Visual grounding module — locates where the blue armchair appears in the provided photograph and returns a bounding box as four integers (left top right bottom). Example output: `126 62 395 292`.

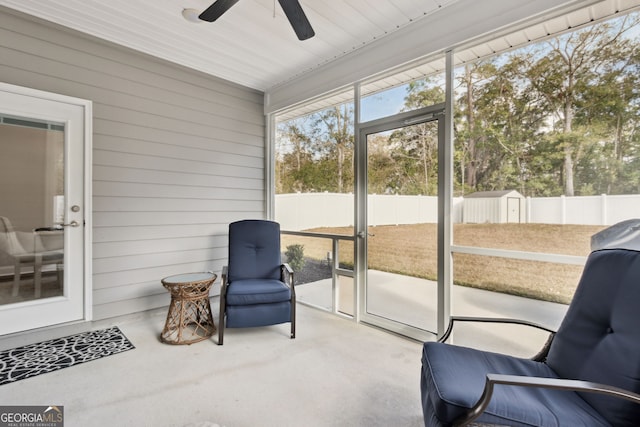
218 220 296 345
421 219 640 426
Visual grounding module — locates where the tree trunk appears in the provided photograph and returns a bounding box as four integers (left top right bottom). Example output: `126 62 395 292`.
563 147 574 197
420 124 430 193
562 86 575 196
464 65 478 189
335 106 345 193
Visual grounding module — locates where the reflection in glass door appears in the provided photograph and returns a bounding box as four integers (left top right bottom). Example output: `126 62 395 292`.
0 117 65 304
0 83 89 335
357 105 444 340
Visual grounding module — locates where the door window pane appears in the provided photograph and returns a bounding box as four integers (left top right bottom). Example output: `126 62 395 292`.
365 120 440 333
0 115 65 304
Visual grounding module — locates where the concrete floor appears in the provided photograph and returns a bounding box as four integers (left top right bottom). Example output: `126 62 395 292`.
0 303 425 427
0 274 569 427
297 271 568 357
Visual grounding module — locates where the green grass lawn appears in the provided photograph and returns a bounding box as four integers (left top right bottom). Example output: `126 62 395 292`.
282 223 605 304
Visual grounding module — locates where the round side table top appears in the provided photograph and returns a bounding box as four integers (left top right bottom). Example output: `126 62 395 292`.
162 272 216 285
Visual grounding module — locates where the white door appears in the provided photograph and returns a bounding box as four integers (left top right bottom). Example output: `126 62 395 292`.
507 197 521 223
0 83 91 335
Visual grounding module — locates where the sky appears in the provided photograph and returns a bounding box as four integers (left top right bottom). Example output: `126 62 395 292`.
360 85 409 122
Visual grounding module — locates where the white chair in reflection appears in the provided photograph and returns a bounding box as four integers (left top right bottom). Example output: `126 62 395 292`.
0 216 64 298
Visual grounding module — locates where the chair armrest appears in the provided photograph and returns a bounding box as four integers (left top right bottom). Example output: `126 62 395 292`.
439 316 555 343
34 229 63 251
281 263 294 289
221 266 228 288
454 373 640 427
439 316 556 361
13 231 34 254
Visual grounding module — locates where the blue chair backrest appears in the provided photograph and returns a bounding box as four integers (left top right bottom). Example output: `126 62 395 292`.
227 220 282 282
546 247 640 426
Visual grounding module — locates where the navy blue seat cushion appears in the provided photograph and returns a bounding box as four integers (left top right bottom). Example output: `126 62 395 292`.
228 220 282 282
546 248 640 427
226 279 291 306
226 301 291 328
421 342 610 426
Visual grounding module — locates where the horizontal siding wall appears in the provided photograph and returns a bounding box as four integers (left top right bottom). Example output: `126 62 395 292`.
0 7 266 319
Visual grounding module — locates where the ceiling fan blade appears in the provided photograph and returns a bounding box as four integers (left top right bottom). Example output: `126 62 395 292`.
277 0 315 40
199 0 241 22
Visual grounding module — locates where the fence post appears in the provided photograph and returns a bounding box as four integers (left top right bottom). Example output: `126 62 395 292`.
601 194 607 226
296 192 302 230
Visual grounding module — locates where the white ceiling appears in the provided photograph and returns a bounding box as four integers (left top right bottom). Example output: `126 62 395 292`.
0 0 458 92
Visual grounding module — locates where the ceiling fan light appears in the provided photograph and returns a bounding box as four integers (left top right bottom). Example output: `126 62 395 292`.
182 8 202 23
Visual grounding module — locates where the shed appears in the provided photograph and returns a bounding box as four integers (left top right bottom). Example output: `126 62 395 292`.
463 190 526 224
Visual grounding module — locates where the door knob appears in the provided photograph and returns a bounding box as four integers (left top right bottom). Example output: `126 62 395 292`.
61 220 80 227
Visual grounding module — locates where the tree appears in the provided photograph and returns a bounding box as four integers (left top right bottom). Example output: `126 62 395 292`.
471 52 549 195
367 133 398 194
387 79 444 195
454 62 502 192
313 104 354 193
276 118 316 193
526 15 640 195
275 12 640 199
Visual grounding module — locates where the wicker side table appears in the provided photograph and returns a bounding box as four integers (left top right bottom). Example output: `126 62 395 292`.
160 272 217 345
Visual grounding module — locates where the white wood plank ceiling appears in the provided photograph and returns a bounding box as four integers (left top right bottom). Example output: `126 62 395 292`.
0 0 457 91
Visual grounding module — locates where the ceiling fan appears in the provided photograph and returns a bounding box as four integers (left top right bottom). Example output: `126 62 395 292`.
198 0 315 41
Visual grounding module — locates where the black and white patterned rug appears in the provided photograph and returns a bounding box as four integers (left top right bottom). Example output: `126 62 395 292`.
0 326 135 386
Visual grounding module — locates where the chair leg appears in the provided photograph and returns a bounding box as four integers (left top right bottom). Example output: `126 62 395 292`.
291 299 296 339
56 264 64 289
34 254 42 299
11 261 21 297
218 294 225 345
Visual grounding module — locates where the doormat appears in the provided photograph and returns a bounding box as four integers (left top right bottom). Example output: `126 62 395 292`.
0 326 135 386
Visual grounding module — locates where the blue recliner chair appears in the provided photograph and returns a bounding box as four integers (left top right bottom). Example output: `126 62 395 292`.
218 220 296 345
421 219 640 426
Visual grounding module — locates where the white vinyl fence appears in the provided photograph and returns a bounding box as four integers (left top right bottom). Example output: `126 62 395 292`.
276 193 640 231
527 194 640 226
